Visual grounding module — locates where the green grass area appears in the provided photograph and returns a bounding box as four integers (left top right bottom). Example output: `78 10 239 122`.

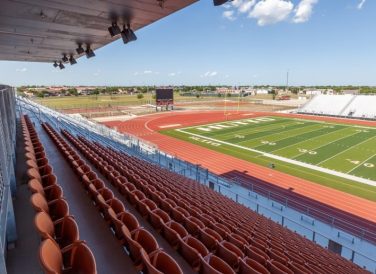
33 94 224 110
162 116 376 201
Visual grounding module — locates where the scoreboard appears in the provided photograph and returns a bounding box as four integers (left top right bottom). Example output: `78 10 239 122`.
156 89 174 106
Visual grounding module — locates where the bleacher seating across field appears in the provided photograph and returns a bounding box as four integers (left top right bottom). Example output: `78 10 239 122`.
299 94 376 119
54 123 367 274
21 115 97 274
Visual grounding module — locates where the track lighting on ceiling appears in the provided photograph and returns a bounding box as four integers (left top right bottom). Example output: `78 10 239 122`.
62 54 68 63
76 43 85 55
69 55 77 65
121 24 137 44
108 21 121 37
213 0 232 6
157 0 166 8
85 44 95 58
58 61 65 70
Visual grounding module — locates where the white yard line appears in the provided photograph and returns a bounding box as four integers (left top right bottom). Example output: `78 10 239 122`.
248 124 335 149
269 126 349 154
290 129 359 159
317 136 376 166
176 129 376 187
347 153 376 174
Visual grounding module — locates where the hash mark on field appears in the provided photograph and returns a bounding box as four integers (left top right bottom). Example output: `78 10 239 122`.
317 136 376 166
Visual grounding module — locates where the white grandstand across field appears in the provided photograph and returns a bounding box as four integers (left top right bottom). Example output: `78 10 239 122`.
299 94 376 119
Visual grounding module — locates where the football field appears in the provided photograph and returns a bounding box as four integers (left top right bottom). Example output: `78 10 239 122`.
162 116 376 200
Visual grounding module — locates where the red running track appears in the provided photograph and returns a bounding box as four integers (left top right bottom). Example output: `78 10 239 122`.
104 111 376 242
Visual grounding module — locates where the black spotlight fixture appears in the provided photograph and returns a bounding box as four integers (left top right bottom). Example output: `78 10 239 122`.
121 24 137 44
62 53 69 63
108 21 121 37
213 0 232 6
76 43 85 55
58 62 65 70
85 44 95 58
69 55 77 65
53 61 58 68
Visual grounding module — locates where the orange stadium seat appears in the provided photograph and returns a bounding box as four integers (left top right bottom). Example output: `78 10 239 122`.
34 212 79 249
39 238 96 274
140 249 183 274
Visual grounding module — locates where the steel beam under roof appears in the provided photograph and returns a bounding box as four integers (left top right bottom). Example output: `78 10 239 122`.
0 0 198 63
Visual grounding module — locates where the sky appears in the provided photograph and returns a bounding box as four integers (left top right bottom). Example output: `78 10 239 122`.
0 0 375 86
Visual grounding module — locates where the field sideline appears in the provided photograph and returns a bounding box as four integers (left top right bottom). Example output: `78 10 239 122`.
162 115 376 201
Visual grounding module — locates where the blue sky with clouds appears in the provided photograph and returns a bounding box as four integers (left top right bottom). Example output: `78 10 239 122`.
0 0 375 86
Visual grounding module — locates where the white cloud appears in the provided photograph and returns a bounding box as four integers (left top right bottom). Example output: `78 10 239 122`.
223 10 236 21
357 0 366 9
249 0 294 26
16 68 27 72
239 0 257 13
143 70 153 74
293 0 318 23
201 71 218 78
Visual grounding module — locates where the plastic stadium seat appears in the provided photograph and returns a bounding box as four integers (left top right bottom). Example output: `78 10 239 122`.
34 212 79 249
183 216 205 237
239 257 270 274
128 189 146 205
121 226 160 268
244 245 270 266
287 261 312 274
162 220 189 249
140 249 183 274
160 198 177 214
137 198 158 218
216 240 244 270
267 248 289 265
149 208 171 232
228 233 248 250
103 198 125 221
171 207 190 223
178 235 209 271
210 222 231 239
39 238 97 274
27 168 55 185
200 254 235 274
198 227 223 252
267 260 294 274
97 188 114 202
109 210 140 241
28 180 63 201
30 194 69 221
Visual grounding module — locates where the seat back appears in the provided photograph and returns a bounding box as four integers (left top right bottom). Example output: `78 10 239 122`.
39 238 63 274
27 168 42 181
239 257 269 274
119 211 140 232
201 254 235 274
132 228 159 254
70 242 97 274
30 193 49 213
34 212 55 240
153 250 183 274
28 179 46 195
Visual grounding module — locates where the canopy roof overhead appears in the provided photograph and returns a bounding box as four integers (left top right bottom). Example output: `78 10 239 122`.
0 0 198 63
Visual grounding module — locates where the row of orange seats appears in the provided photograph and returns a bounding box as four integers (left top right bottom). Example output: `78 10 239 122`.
21 115 97 274
104 145 366 274
43 122 183 274
63 130 290 274
92 136 366 274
